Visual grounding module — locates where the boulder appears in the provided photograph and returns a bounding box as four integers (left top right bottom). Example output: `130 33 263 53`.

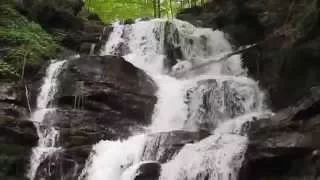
55 55 157 146
134 162 161 180
34 55 157 179
240 87 320 180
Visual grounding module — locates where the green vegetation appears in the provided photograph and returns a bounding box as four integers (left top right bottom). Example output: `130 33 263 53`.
0 1 59 81
85 0 154 22
0 0 209 81
85 0 208 23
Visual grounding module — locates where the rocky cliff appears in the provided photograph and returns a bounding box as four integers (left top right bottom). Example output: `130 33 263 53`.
0 0 112 177
177 0 320 110
0 83 37 180
1 0 320 179
177 0 320 179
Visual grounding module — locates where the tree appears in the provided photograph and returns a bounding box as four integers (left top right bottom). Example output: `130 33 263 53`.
84 0 208 22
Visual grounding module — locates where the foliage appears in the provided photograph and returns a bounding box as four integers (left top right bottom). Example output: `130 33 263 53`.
0 1 59 81
85 0 154 22
84 0 208 23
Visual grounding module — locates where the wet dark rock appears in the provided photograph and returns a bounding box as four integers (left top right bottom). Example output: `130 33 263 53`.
35 55 157 179
178 1 320 179
243 37 320 110
142 130 210 163
178 0 320 111
54 108 146 147
14 0 110 55
94 26 114 54
177 1 264 46
163 21 183 71
184 79 259 131
55 19 109 54
124 19 135 25
59 55 155 94
0 83 38 180
240 87 320 180
35 147 89 180
34 145 92 180
0 83 26 106
177 3 320 179
134 162 161 180
79 43 94 55
0 117 37 147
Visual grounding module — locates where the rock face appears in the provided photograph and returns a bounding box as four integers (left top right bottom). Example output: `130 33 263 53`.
142 130 210 163
177 0 320 111
178 1 320 179
184 79 259 131
244 37 320 111
34 55 157 179
1 1 318 179
56 55 157 143
15 0 111 55
240 87 320 180
0 83 38 180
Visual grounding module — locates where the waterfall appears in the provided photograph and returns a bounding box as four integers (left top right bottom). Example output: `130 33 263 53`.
80 19 269 180
27 60 67 180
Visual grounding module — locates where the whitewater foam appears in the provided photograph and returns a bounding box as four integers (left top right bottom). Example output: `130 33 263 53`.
28 60 66 180
81 19 269 180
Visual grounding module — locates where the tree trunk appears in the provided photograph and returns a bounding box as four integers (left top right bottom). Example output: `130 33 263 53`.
153 0 157 17
157 0 161 17
169 0 173 18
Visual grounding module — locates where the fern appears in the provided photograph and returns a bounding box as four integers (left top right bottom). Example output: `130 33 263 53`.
0 1 59 81
0 60 19 80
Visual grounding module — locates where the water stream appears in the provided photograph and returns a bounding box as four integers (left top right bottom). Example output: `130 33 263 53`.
27 60 67 180
80 19 269 180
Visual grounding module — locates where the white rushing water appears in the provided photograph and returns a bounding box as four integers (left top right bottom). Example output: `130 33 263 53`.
28 60 66 180
81 19 269 180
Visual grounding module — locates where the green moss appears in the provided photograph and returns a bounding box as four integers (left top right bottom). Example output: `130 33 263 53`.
0 1 59 81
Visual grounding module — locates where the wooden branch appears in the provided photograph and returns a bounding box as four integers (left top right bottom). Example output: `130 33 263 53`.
174 44 257 78
25 84 32 113
20 50 29 82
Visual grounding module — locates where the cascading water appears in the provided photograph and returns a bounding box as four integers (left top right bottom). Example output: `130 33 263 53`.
27 60 67 180
80 19 269 180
